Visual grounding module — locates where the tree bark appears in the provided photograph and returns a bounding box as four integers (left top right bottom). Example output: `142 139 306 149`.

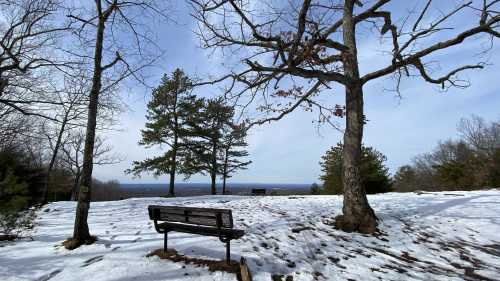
222 147 229 195
334 0 377 234
210 139 217 195
222 171 227 195
168 135 177 197
70 171 81 201
70 7 107 246
168 92 179 197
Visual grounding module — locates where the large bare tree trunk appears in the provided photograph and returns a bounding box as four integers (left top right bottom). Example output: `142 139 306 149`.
68 12 106 248
334 0 377 234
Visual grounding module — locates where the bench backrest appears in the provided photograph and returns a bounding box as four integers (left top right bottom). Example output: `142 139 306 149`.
148 205 234 228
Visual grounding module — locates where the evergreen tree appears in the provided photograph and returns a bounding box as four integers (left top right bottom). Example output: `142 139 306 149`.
0 146 45 213
310 183 321 195
320 143 343 194
187 97 234 195
0 169 30 214
220 124 251 194
320 143 391 194
392 165 418 192
126 69 202 196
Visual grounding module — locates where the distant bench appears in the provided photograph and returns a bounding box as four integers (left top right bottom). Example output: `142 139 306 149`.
148 205 245 263
251 188 266 195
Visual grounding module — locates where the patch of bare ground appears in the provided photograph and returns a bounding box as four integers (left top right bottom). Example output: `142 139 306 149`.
62 235 97 250
0 234 18 241
147 249 247 280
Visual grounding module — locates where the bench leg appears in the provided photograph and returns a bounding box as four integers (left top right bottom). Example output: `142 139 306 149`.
164 232 168 253
226 241 230 264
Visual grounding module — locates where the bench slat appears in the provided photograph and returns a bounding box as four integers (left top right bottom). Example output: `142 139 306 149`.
148 205 234 228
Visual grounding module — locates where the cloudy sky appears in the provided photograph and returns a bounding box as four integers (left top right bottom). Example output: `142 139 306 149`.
91 0 500 185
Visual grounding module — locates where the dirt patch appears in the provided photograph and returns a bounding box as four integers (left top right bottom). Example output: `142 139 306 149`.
0 234 18 241
147 249 241 275
63 235 97 250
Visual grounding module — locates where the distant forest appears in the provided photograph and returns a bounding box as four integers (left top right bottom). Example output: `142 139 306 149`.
318 116 499 194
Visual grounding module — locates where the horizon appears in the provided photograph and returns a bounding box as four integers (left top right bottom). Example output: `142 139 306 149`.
119 181 316 185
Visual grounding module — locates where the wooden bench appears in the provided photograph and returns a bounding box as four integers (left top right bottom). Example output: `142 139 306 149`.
148 205 245 263
251 188 266 195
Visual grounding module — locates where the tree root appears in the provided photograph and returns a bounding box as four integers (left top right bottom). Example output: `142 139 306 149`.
334 214 378 234
63 235 97 250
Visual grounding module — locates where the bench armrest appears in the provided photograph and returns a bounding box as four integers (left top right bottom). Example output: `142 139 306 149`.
153 219 164 233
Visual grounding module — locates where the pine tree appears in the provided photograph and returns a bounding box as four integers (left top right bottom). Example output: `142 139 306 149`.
319 143 343 194
320 143 391 195
220 124 251 194
126 69 202 196
186 97 234 195
392 165 418 192
0 169 30 213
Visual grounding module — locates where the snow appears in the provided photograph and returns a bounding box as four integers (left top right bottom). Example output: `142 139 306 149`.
1 190 500 281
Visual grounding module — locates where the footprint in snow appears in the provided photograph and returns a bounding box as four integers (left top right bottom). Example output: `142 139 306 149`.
111 246 121 252
135 231 141 235
110 235 117 240
36 269 62 281
81 255 104 267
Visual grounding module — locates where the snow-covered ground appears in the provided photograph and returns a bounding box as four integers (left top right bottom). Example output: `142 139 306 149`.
1 190 500 281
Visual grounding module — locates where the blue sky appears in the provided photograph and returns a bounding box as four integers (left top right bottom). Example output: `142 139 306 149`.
92 0 500 184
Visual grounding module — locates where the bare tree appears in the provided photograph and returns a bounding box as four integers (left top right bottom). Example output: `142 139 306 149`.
458 115 500 158
63 0 168 249
0 106 34 149
190 0 500 233
59 131 122 201
40 74 92 204
220 124 251 195
0 0 72 120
